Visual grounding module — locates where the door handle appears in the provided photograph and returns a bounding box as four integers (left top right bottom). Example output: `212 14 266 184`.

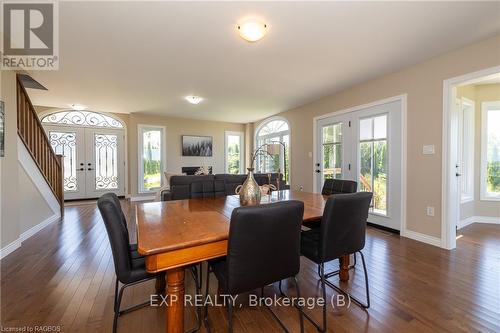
456 173 461 177
88 168 94 171
78 168 84 171
315 170 320 173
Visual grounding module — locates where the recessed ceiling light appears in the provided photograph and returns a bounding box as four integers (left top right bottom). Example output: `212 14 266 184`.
71 104 87 111
185 96 203 105
237 20 267 42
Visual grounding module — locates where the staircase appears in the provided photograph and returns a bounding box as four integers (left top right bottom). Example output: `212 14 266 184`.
16 74 64 216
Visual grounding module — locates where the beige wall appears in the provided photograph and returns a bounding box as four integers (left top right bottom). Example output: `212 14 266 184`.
0 70 20 248
126 113 246 197
254 34 500 238
458 83 500 219
18 166 54 234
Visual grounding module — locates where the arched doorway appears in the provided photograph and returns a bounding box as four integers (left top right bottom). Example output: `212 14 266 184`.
40 110 125 200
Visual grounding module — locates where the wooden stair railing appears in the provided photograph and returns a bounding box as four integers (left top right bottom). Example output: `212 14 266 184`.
16 74 64 216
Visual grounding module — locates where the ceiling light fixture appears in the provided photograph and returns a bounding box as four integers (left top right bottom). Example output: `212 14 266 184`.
185 96 203 105
71 104 87 111
237 20 267 42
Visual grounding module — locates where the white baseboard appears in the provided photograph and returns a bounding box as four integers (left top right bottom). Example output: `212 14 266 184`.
401 229 443 248
458 215 500 230
129 195 156 202
1 213 60 260
20 213 60 242
0 239 22 260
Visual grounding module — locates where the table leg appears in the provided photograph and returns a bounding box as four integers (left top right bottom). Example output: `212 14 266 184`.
339 254 350 282
166 267 185 333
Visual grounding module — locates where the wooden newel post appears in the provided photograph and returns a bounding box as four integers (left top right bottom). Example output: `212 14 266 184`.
56 154 64 217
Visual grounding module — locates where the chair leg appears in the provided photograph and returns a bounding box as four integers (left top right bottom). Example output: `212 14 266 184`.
113 282 126 333
114 278 119 312
293 277 305 333
320 263 327 332
227 301 234 333
278 273 326 332
359 251 370 308
204 264 211 327
323 252 370 309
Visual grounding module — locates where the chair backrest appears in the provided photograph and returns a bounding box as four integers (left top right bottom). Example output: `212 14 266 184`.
319 192 373 262
100 193 130 240
226 201 304 295
97 194 132 283
321 179 357 196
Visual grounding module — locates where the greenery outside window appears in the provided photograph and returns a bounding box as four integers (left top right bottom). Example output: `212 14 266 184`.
138 125 166 192
225 131 244 174
481 102 500 200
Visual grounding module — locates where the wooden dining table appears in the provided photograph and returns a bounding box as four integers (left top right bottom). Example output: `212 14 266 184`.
136 190 351 333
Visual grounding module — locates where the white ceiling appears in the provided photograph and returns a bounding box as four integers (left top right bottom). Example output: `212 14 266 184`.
28 1 500 123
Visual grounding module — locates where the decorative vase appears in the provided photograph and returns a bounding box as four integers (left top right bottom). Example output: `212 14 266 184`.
235 168 261 206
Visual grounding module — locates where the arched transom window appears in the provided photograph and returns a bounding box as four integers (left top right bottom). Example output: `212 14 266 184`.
41 110 123 128
255 118 290 184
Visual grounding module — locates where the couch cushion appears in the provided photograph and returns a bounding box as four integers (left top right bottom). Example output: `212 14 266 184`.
216 174 247 195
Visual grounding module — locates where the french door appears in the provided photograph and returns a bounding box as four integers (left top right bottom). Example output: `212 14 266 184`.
43 125 125 200
315 100 403 230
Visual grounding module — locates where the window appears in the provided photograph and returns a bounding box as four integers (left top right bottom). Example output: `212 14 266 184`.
481 102 500 200
225 131 244 174
138 125 165 192
322 123 342 180
255 118 290 184
359 114 388 215
41 110 123 128
458 98 475 202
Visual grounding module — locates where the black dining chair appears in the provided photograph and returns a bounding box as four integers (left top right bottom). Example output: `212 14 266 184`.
299 192 373 332
321 178 358 196
204 201 305 333
98 194 202 333
303 179 358 231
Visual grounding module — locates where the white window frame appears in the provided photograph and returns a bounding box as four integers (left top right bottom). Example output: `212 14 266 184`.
138 124 166 193
357 112 390 217
458 97 475 203
480 101 500 201
224 131 245 174
254 116 291 183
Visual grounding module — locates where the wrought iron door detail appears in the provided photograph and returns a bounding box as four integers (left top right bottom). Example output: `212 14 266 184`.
94 134 118 190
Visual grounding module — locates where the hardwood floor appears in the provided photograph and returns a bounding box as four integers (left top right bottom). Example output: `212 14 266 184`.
1 201 499 333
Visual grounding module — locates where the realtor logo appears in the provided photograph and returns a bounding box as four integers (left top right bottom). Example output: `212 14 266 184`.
1 1 59 70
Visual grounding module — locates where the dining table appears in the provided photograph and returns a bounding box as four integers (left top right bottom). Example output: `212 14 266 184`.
136 190 352 333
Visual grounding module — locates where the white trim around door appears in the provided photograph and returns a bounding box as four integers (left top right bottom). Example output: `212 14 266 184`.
442 65 500 250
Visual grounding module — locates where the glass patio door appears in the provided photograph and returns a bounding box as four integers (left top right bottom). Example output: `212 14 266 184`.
44 125 125 200
315 115 352 190
315 100 403 230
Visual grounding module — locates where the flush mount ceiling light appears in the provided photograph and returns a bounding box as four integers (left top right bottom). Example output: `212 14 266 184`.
185 96 203 105
237 20 267 42
70 104 87 111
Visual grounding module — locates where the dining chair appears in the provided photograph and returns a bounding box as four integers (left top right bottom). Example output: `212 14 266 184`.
298 192 373 332
204 201 305 333
303 179 358 231
321 178 358 196
98 194 202 333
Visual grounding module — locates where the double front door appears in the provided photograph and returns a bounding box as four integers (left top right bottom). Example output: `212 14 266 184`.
315 100 403 230
43 125 125 200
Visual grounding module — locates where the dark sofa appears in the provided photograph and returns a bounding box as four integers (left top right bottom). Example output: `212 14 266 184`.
161 173 286 201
